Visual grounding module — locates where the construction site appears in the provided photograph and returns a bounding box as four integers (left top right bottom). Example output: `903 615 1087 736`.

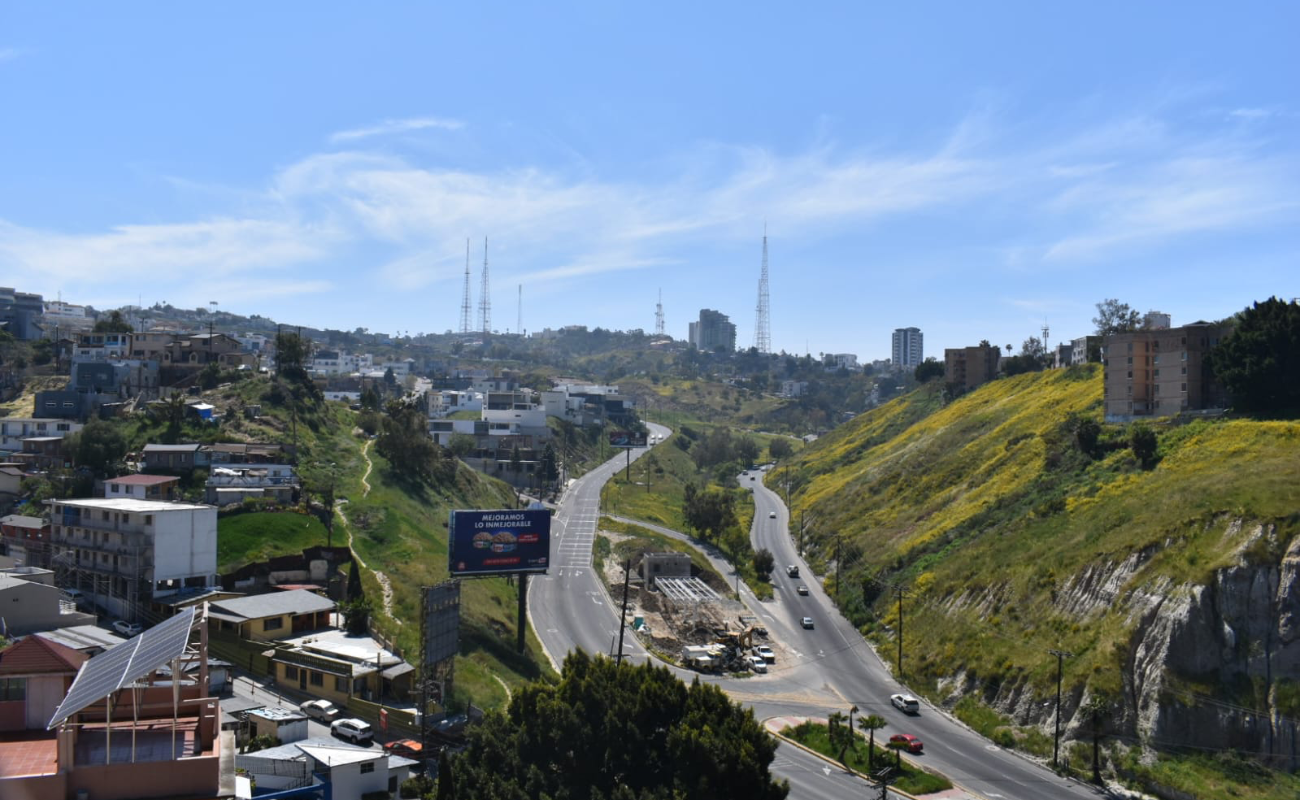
597 534 782 674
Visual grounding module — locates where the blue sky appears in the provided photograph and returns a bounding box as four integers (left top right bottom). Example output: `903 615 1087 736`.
1 3 1297 361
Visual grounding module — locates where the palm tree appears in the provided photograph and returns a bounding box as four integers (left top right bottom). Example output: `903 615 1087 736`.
858 714 888 770
840 705 859 763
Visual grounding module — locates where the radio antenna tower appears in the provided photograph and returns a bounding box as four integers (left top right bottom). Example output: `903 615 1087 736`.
753 227 771 353
1042 320 1050 351
459 239 472 335
477 237 492 334
655 288 665 336
517 284 522 336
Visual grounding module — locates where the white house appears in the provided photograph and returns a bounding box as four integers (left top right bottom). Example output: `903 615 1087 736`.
0 418 83 452
235 737 416 799
48 497 218 621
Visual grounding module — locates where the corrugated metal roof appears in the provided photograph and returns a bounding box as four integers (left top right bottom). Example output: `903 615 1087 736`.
209 589 335 621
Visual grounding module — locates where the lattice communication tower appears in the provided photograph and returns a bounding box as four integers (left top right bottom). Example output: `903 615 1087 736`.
655 288 665 336
753 231 771 353
477 237 492 334
459 239 473 335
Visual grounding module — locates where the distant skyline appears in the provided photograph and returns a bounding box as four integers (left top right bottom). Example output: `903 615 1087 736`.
1 3 1297 360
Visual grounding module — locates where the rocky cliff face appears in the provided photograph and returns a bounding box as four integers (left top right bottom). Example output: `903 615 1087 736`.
1073 521 1299 762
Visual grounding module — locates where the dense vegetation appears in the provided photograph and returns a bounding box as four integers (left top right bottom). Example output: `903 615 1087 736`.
445 651 788 800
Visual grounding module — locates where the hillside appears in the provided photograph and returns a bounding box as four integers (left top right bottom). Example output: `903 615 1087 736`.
780 365 1300 795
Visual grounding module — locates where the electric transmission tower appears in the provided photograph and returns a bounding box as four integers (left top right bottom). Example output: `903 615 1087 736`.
753 229 771 353
477 237 492 334
655 288 665 336
458 239 472 335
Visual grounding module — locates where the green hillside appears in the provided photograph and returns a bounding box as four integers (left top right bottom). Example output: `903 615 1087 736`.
779 365 1300 793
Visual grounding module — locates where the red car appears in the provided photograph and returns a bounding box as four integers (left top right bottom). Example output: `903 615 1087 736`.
383 739 425 759
888 734 923 754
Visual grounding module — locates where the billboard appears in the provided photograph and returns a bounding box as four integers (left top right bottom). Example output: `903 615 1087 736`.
422 581 461 666
448 508 551 576
608 430 648 448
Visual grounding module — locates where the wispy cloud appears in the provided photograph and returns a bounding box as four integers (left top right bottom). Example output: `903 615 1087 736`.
329 116 464 143
0 47 26 63
1227 107 1276 121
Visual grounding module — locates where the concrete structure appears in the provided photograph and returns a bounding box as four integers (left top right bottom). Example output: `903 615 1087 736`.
642 552 692 589
247 706 310 744
688 309 736 353
1102 321 1233 422
208 589 335 642
428 389 483 418
0 288 45 340
205 463 298 506
944 344 1002 392
0 572 96 636
780 380 809 398
41 301 95 334
269 629 412 706
824 353 859 371
48 497 218 621
892 327 924 371
141 442 208 471
32 625 127 656
104 474 179 502
1070 335 1101 366
0 467 22 499
1143 310 1172 330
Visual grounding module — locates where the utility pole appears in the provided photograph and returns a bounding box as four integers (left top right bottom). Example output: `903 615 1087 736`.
615 560 631 664
516 574 528 654
835 532 842 599
894 585 908 680
1049 648 1073 769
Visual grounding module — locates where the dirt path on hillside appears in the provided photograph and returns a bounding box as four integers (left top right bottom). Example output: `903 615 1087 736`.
337 439 398 624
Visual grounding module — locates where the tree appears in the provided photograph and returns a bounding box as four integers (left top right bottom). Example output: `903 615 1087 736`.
435 747 455 800
914 357 945 382
275 331 310 379
341 597 372 635
752 548 775 580
1073 416 1101 459
447 433 476 458
1092 298 1141 336
451 651 788 799
92 310 134 333
384 367 397 387
539 442 559 485
1208 297 1300 416
858 714 888 770
70 418 128 477
767 438 793 461
347 559 363 602
683 484 736 541
1129 422 1158 468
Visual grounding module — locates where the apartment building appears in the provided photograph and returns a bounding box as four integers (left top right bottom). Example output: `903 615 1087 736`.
688 309 737 353
0 418 82 452
48 498 218 621
944 343 1002 392
892 327 924 370
1102 321 1233 422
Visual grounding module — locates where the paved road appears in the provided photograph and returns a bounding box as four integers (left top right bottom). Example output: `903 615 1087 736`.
532 427 1097 800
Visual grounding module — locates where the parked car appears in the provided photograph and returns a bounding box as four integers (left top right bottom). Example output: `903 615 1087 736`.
747 655 768 673
796 585 809 596
300 699 341 722
112 621 142 637
889 733 924 753
755 645 776 663
801 617 815 629
331 718 374 745
891 693 920 714
435 713 469 737
383 739 425 759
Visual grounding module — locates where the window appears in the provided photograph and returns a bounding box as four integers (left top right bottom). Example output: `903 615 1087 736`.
360 762 375 775
144 515 153 524
309 671 324 687
336 676 349 692
1182 383 1188 392
111 484 119 494
1181 351 1187 361
285 666 299 681
1181 366 1187 375
1127 356 1133 365
0 678 27 701
1154 370 1160 378
263 617 284 631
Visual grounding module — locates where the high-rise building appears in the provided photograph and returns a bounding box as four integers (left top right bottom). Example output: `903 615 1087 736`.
689 309 736 353
892 327 923 370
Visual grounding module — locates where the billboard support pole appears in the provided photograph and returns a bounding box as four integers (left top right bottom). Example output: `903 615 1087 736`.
625 446 631 481
616 559 631 665
517 574 528 655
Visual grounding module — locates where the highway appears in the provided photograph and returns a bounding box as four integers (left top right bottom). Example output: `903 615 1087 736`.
531 425 1096 800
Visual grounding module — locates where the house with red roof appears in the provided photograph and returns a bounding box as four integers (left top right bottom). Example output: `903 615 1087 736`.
0 635 88 732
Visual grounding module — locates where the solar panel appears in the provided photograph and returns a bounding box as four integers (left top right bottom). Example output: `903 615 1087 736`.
47 606 197 729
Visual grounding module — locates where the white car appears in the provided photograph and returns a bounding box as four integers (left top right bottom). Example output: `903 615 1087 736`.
112 620 143 637
300 699 341 722
768 511 776 519
801 617 815 629
891 693 920 714
747 655 768 673
331 718 374 744
755 645 776 663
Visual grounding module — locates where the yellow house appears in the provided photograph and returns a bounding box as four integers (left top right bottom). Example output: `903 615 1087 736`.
208 589 334 642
